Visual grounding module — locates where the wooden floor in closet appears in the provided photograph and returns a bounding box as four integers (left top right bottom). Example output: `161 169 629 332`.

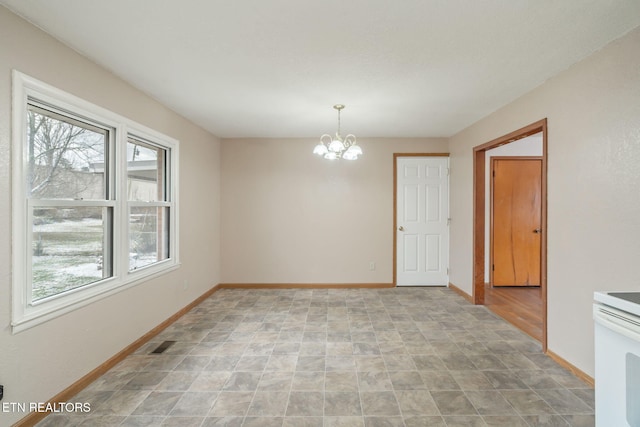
484 283 543 342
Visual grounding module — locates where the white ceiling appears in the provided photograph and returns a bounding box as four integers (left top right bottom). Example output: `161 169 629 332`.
2 1 639 138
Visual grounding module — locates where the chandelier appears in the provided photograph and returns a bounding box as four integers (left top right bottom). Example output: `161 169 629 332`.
313 104 362 160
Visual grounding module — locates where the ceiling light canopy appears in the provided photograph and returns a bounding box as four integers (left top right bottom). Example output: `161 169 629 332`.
314 104 362 160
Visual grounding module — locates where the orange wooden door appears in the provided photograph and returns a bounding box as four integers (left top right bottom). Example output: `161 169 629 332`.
491 158 542 287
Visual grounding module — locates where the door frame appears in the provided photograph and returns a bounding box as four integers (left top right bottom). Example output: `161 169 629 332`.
490 156 543 287
393 153 449 287
473 119 548 350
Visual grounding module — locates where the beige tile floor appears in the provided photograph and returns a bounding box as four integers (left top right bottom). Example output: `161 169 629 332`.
36 287 595 427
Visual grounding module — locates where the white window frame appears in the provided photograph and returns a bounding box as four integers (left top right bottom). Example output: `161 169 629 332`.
125 134 173 272
12 71 180 333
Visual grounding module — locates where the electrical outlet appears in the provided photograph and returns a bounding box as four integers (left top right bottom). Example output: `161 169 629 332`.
369 262 376 271
183 280 189 290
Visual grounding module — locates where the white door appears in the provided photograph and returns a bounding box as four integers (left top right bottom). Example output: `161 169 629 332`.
396 156 449 286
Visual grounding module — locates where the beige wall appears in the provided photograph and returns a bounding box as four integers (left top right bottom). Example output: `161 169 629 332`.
449 26 640 376
221 138 448 284
0 7 221 425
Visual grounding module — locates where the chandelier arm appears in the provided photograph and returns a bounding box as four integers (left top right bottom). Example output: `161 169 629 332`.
343 134 357 147
320 134 333 145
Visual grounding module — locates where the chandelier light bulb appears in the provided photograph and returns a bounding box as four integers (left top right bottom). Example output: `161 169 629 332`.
329 138 345 153
313 143 328 155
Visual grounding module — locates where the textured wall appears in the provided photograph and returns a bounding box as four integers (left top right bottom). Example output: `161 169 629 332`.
0 7 221 425
220 138 448 284
449 26 640 376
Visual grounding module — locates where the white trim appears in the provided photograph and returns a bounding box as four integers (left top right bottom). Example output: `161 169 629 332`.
127 201 172 208
11 70 180 333
29 200 118 207
12 70 30 331
12 263 181 334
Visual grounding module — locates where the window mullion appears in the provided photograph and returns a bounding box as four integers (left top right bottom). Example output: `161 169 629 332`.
116 125 128 280
128 201 171 208
29 199 115 208
26 201 35 306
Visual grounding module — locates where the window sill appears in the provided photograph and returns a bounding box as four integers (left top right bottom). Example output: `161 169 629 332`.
12 262 181 334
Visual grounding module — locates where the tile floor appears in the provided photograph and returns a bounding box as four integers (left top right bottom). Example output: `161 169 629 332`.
36 287 595 427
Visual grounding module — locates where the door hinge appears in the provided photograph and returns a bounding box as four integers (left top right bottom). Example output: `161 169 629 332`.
492 264 495 271
447 167 450 176
492 170 495 177
447 218 451 226
446 268 450 275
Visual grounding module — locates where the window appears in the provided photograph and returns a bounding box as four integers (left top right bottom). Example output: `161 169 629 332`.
127 137 170 270
28 104 115 302
12 72 179 332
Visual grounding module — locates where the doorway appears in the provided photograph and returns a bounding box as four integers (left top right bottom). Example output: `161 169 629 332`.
393 154 449 286
473 120 547 350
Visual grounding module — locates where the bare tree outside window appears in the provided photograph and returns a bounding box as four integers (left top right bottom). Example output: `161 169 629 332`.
28 105 111 301
27 107 106 200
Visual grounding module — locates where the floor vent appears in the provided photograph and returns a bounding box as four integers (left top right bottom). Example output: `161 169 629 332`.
151 340 176 354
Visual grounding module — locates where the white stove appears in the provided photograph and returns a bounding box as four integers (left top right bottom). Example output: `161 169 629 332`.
594 291 640 427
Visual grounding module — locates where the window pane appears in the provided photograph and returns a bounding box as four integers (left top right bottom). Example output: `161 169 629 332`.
32 206 112 302
127 139 167 202
27 105 107 200
129 206 169 270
